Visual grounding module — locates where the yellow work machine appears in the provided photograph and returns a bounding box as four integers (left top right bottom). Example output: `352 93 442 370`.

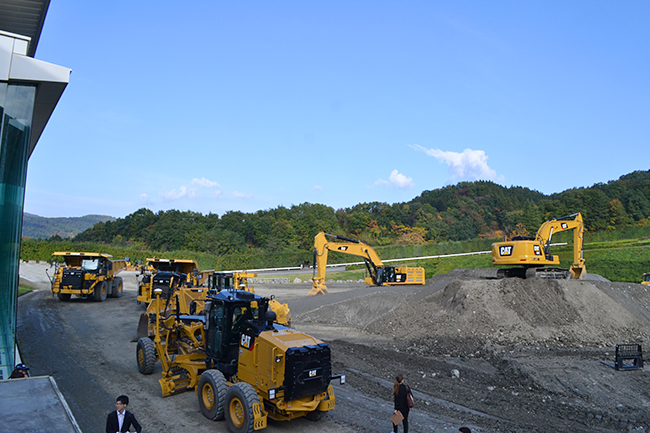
136 258 212 305
208 272 291 326
491 212 586 279
48 252 126 301
309 232 425 295
138 270 291 339
642 273 650 286
136 288 344 433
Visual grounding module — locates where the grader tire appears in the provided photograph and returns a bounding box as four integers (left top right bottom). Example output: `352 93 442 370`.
198 369 228 421
305 409 326 421
57 293 71 302
93 281 108 302
136 337 156 375
225 382 258 433
111 277 124 298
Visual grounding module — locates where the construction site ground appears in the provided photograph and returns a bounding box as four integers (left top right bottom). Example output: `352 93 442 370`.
16 262 650 433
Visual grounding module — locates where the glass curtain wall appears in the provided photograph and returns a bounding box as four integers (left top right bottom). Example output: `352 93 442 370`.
0 83 35 379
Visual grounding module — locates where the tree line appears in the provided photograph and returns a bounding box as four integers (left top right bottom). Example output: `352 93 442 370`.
60 170 650 255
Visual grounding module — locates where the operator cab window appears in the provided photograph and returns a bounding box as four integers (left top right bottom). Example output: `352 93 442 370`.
81 259 99 271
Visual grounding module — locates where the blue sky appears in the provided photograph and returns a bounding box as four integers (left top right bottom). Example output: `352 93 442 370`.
25 1 650 218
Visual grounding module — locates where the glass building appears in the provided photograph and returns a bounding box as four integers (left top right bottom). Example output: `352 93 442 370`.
0 3 70 379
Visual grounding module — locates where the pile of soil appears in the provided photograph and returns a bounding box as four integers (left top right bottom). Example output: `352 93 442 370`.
296 269 648 356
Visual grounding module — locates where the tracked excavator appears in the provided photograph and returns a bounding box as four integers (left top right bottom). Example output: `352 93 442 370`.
491 212 586 279
136 287 344 432
309 232 425 295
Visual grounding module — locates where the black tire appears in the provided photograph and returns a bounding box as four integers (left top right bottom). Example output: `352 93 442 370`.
198 369 228 420
93 281 108 302
225 382 259 433
305 409 326 421
111 277 124 298
57 293 71 302
136 337 156 375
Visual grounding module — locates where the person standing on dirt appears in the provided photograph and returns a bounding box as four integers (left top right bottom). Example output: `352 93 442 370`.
106 395 142 433
392 374 410 433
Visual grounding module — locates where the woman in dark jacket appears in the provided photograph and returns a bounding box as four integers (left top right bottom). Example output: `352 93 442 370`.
392 374 409 433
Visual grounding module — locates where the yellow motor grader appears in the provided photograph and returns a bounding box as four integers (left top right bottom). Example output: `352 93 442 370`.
137 270 291 339
136 258 212 305
48 252 126 301
136 288 344 433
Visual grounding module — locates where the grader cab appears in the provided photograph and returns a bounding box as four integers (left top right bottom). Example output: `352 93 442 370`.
136 288 343 432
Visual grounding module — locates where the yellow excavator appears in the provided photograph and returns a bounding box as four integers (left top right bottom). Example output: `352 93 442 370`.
642 273 650 286
309 232 425 295
491 212 586 279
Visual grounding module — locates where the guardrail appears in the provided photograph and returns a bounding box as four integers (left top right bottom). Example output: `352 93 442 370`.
228 243 567 275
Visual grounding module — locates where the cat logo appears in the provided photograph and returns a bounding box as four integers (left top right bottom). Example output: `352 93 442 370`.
338 246 348 252
240 334 254 350
533 245 542 255
561 223 568 229
499 245 513 256
309 369 317 378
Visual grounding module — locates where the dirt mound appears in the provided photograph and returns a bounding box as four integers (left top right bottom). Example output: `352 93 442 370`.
298 273 649 355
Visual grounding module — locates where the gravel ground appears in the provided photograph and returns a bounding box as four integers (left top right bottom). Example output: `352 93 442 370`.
17 262 650 433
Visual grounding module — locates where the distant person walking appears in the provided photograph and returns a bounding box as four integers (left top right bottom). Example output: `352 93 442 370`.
106 395 142 433
392 373 411 433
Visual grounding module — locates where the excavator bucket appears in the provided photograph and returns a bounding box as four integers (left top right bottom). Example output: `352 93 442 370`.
307 283 328 296
570 263 587 280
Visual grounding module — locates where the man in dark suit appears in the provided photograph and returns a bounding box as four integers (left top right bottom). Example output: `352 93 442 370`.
106 395 142 433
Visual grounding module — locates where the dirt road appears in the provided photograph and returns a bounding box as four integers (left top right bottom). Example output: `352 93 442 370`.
17 263 650 433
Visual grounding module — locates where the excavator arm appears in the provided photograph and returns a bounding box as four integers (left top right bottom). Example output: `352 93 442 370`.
535 213 586 278
309 232 385 296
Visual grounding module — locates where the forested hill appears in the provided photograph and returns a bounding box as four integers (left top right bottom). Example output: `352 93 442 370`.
22 213 115 239
73 170 650 253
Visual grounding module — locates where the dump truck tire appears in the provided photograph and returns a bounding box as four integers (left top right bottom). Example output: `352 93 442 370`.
136 337 156 375
225 382 258 433
93 281 108 302
111 277 124 298
57 293 71 301
198 369 227 421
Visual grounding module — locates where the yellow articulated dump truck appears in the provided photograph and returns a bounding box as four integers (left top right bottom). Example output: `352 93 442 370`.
136 287 344 433
136 258 212 305
48 252 126 302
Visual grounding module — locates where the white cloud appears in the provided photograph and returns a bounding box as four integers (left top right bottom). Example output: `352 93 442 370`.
139 193 151 202
160 186 188 201
191 177 220 188
233 191 253 199
375 169 413 189
314 185 322 192
411 144 497 181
